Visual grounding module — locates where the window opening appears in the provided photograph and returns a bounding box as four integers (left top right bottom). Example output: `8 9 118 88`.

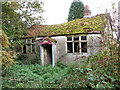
25 39 36 53
67 37 72 41
74 42 79 52
32 44 35 53
27 44 31 53
67 42 73 53
27 39 31 44
67 35 87 53
74 36 79 41
81 36 87 40
81 42 87 53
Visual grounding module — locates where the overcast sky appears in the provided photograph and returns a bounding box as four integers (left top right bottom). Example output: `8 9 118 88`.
41 0 119 25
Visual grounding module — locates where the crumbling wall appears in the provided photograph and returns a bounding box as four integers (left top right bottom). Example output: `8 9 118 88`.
52 34 102 65
34 34 102 65
87 34 101 56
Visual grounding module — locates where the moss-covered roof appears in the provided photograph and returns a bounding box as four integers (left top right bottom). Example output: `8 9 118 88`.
24 14 107 38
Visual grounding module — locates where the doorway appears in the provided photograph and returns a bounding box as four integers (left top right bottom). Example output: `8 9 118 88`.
42 44 52 65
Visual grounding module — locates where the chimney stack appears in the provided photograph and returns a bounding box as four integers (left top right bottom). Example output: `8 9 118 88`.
84 5 91 17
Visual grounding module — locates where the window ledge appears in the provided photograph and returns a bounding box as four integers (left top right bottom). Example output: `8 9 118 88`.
67 53 88 55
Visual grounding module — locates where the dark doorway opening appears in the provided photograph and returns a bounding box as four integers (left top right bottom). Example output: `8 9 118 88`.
42 44 52 65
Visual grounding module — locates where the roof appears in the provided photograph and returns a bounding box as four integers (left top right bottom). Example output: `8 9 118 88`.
40 36 57 45
24 14 108 38
34 36 57 43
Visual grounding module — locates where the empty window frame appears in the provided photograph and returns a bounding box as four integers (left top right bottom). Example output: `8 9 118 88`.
67 42 73 53
67 35 87 53
81 42 87 53
26 39 35 53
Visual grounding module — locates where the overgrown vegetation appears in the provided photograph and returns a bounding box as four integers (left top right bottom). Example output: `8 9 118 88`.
1 32 16 68
1 1 119 89
1 32 17 78
16 52 40 65
62 51 119 89
2 62 71 88
2 53 119 89
2 1 44 52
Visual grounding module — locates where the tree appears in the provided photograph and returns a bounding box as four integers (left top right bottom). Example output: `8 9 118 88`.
2 1 44 51
2 2 27 40
0 31 18 78
68 0 85 21
1 32 16 68
2 1 44 39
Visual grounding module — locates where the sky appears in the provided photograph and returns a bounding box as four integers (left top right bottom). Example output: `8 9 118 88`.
41 0 119 25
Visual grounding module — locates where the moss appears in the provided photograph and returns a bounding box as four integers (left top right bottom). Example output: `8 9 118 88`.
26 14 108 37
46 37 57 43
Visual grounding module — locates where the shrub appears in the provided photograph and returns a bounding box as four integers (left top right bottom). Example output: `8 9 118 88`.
16 51 41 65
29 52 41 65
60 51 119 89
17 53 28 61
1 32 17 68
56 61 67 69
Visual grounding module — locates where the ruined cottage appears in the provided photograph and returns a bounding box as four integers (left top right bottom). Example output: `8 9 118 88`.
22 14 107 66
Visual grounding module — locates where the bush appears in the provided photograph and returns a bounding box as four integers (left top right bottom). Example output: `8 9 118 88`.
16 51 41 65
17 53 28 60
60 51 119 89
56 61 67 69
29 52 41 65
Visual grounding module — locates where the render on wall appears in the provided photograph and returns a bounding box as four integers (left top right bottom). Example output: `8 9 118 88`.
35 33 102 65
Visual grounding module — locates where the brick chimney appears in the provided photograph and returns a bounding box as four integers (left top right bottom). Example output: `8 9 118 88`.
84 5 91 17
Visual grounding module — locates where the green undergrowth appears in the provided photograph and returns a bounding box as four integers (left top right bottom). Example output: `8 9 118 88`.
2 55 120 89
2 61 73 88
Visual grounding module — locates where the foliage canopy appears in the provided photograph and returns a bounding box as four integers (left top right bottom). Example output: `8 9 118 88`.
2 1 44 41
68 0 85 21
0 32 16 68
